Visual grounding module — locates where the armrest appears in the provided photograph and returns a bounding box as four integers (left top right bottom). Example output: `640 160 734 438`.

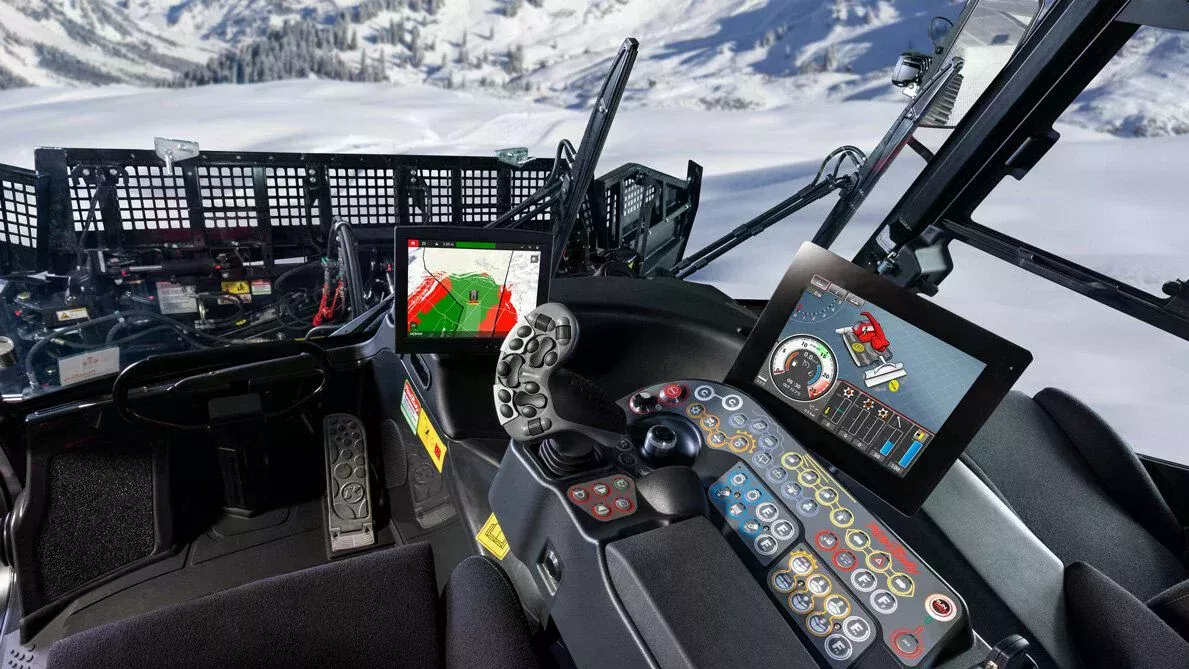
1065 562 1189 667
606 517 815 669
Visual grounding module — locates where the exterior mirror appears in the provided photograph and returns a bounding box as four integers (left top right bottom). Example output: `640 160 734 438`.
891 52 933 96
929 17 955 54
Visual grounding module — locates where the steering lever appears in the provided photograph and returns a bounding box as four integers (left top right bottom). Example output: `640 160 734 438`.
493 303 626 474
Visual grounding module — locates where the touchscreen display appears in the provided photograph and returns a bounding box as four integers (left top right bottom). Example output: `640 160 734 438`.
405 238 543 340
753 274 986 476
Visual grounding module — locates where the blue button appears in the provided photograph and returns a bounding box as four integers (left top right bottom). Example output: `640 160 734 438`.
880 440 895 456
899 441 924 467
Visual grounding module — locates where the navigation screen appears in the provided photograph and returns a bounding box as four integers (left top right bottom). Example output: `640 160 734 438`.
753 274 986 477
405 238 543 340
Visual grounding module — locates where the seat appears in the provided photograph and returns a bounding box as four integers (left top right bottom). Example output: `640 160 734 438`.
46 543 540 669
963 388 1187 601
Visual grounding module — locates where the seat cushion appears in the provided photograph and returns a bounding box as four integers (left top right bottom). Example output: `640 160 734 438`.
48 543 442 669
443 556 539 669
964 390 1185 600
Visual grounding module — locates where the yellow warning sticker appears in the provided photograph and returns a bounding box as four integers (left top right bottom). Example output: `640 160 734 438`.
477 513 510 560
221 280 251 295
415 409 447 473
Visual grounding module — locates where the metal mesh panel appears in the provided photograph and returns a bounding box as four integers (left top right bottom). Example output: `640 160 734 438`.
1 178 36 248
116 165 189 231
199 166 257 228
406 169 452 225
70 175 104 233
511 171 550 224
461 169 499 224
266 167 312 227
329 168 398 225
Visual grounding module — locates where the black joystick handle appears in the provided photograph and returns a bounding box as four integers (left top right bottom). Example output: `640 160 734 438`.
493 303 625 448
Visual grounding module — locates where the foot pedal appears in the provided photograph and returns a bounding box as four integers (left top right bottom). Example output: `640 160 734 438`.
324 414 376 554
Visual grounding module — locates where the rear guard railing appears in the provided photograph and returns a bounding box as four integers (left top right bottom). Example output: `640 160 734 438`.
0 148 701 276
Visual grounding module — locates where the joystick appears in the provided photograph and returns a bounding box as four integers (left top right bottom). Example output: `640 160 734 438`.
493 303 627 475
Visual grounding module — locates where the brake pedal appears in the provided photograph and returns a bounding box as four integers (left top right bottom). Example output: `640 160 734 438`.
324 414 376 554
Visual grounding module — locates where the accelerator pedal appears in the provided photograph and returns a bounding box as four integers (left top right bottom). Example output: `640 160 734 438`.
324 414 376 554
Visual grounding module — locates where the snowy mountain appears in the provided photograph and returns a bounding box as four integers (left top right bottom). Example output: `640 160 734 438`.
0 0 1187 136
0 0 209 87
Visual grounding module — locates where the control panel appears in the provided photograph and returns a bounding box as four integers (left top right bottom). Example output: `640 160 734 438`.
624 380 969 667
566 474 638 522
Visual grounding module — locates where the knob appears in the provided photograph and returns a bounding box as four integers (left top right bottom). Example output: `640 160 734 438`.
629 391 659 414
642 424 678 459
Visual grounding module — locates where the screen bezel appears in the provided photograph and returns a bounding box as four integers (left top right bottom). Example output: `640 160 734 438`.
725 242 1032 515
393 226 553 354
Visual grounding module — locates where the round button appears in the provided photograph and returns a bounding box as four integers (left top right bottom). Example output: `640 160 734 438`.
729 435 752 452
789 592 814 614
807 574 831 596
846 530 870 550
850 569 878 593
768 467 787 482
660 383 686 403
781 482 803 499
756 502 779 522
701 415 720 429
830 508 854 528
613 497 633 512
824 594 851 619
721 394 743 411
525 381 540 393
843 616 872 643
816 531 839 551
753 452 772 467
889 573 915 597
592 483 609 496
569 487 589 502
806 613 832 637
708 432 728 446
617 453 639 468
615 439 634 452
516 325 532 337
816 487 838 504
543 351 558 365
772 519 796 540
499 404 514 418
799 470 819 485
728 413 748 428
761 434 781 449
798 499 820 516
354 467 367 479
771 571 796 593
750 420 769 432
744 489 761 503
754 534 779 556
593 503 611 517
926 593 958 622
825 634 853 661
497 388 511 402
730 472 749 486
612 476 631 491
833 551 857 571
519 406 537 418
694 385 715 401
892 630 922 659
525 339 540 353
508 339 523 351
781 452 802 469
870 590 898 614
334 463 352 478
686 403 706 417
790 554 814 575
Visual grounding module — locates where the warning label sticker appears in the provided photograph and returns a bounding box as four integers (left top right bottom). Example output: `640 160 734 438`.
415 410 447 473
59 347 119 386
400 380 421 432
250 279 272 296
476 513 510 560
156 282 198 315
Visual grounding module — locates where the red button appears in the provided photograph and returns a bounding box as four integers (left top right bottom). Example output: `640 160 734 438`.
660 384 686 403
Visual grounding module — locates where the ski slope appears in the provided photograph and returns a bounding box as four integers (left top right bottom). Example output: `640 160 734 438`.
0 81 1184 464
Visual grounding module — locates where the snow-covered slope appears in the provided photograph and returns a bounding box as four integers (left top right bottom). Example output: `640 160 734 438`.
0 0 209 87
0 81 1186 463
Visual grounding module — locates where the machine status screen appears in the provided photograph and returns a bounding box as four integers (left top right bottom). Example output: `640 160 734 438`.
405 238 542 340
753 274 986 476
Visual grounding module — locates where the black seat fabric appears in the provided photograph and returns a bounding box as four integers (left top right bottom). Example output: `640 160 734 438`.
964 389 1186 600
444 556 540 669
47 544 536 669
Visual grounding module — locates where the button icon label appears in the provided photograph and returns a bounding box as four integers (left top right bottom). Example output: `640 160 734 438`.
851 569 877 592
825 635 853 661
756 503 780 522
843 616 872 643
871 590 898 614
926 593 958 622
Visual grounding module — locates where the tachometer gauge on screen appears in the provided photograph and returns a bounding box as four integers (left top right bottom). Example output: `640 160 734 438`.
770 335 837 402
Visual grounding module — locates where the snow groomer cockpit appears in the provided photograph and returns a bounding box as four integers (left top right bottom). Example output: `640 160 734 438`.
1 0 1188 668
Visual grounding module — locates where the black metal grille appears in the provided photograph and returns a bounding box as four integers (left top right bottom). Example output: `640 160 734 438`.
461 169 499 224
69 174 104 234
117 165 190 231
329 167 397 225
0 164 37 273
266 167 313 228
199 166 257 229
